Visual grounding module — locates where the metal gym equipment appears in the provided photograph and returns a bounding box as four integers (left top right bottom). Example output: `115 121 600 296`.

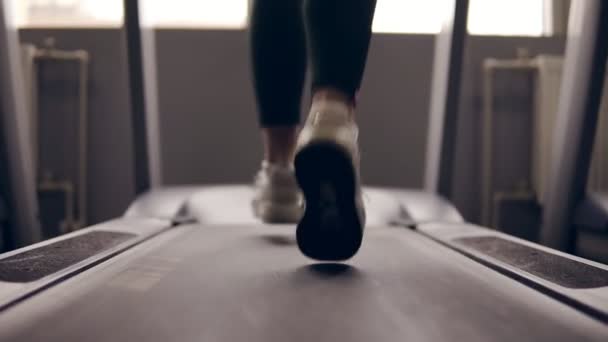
0 0 40 249
540 0 608 262
0 0 607 341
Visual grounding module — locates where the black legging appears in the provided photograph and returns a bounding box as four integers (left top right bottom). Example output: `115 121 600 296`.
250 0 377 127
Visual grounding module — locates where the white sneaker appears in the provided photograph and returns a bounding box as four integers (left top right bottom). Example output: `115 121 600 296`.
294 99 365 261
252 161 303 223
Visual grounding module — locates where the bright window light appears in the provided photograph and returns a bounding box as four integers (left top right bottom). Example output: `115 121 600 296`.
468 0 545 36
373 0 548 36
14 0 248 29
372 0 445 34
14 0 546 36
14 0 123 27
145 0 248 28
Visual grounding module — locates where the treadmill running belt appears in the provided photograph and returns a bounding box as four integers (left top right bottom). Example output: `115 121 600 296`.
0 225 605 342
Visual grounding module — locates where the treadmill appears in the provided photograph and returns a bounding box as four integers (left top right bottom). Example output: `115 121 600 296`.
0 0 607 341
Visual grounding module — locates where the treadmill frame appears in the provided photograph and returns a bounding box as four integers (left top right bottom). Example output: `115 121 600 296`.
0 0 41 248
123 0 163 194
540 0 608 251
424 0 469 199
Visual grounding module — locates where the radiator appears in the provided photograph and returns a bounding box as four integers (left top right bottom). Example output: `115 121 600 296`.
482 55 608 230
19 40 90 237
481 54 563 226
20 44 38 167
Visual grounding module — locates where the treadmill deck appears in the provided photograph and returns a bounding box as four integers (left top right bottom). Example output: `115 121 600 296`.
0 224 606 342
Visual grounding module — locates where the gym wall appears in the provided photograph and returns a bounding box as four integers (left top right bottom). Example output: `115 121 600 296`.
18 29 564 225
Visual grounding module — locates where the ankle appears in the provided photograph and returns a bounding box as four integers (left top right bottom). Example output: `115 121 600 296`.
310 93 356 124
264 156 292 168
312 88 355 112
262 126 298 166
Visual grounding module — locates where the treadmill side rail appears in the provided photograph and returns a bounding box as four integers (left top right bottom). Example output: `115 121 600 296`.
0 217 172 311
418 222 608 323
124 186 199 223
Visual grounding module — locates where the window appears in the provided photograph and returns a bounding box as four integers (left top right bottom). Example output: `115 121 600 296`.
145 0 248 29
14 0 248 29
15 0 548 36
372 0 446 34
467 0 545 36
14 0 123 27
373 0 548 36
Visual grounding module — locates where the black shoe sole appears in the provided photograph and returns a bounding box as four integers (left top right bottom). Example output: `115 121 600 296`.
294 141 363 261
